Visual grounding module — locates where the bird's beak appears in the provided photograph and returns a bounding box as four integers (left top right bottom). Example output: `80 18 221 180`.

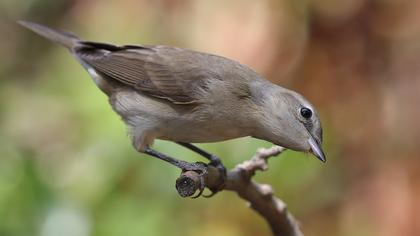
308 136 326 163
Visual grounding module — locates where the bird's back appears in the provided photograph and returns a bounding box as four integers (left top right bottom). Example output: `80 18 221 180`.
19 21 267 148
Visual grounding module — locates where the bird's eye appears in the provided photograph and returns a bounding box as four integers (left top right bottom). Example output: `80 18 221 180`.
300 107 312 119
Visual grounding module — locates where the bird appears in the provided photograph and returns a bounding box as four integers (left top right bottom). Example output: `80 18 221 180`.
19 20 326 196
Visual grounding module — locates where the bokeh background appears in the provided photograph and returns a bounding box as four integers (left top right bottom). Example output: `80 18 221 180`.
1 0 420 235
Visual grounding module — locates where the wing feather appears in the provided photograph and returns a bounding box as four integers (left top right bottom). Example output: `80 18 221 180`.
75 43 217 104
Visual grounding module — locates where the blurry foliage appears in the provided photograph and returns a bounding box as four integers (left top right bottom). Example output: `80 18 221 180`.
1 0 420 236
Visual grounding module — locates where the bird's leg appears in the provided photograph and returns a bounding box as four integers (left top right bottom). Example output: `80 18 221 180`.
176 142 227 197
176 142 220 163
143 148 207 198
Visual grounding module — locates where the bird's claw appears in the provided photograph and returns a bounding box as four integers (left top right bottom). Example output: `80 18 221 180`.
180 162 208 198
204 159 227 197
179 160 227 198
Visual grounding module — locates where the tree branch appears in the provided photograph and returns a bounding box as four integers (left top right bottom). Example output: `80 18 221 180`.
175 146 304 236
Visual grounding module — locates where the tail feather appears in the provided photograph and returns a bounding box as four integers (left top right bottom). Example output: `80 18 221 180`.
18 20 79 48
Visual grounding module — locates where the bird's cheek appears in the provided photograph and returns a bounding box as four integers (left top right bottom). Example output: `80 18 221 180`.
276 137 308 152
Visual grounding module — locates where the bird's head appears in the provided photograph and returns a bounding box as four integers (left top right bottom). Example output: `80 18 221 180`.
252 86 326 162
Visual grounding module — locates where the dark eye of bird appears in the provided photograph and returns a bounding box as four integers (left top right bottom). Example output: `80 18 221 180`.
300 107 312 119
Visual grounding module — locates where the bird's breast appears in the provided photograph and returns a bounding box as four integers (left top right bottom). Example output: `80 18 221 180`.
110 88 253 144
157 120 248 143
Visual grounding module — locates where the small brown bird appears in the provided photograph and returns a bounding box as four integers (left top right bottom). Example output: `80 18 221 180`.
19 21 325 195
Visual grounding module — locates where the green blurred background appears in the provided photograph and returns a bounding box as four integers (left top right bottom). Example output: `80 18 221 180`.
1 0 420 235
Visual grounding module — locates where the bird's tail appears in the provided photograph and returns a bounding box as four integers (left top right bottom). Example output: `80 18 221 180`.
18 20 79 49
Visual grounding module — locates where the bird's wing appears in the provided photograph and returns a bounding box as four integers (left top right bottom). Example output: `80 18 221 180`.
75 42 222 104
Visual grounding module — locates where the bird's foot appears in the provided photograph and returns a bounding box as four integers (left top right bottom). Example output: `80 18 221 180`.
176 161 208 198
175 159 227 198
202 158 227 198
174 143 227 197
